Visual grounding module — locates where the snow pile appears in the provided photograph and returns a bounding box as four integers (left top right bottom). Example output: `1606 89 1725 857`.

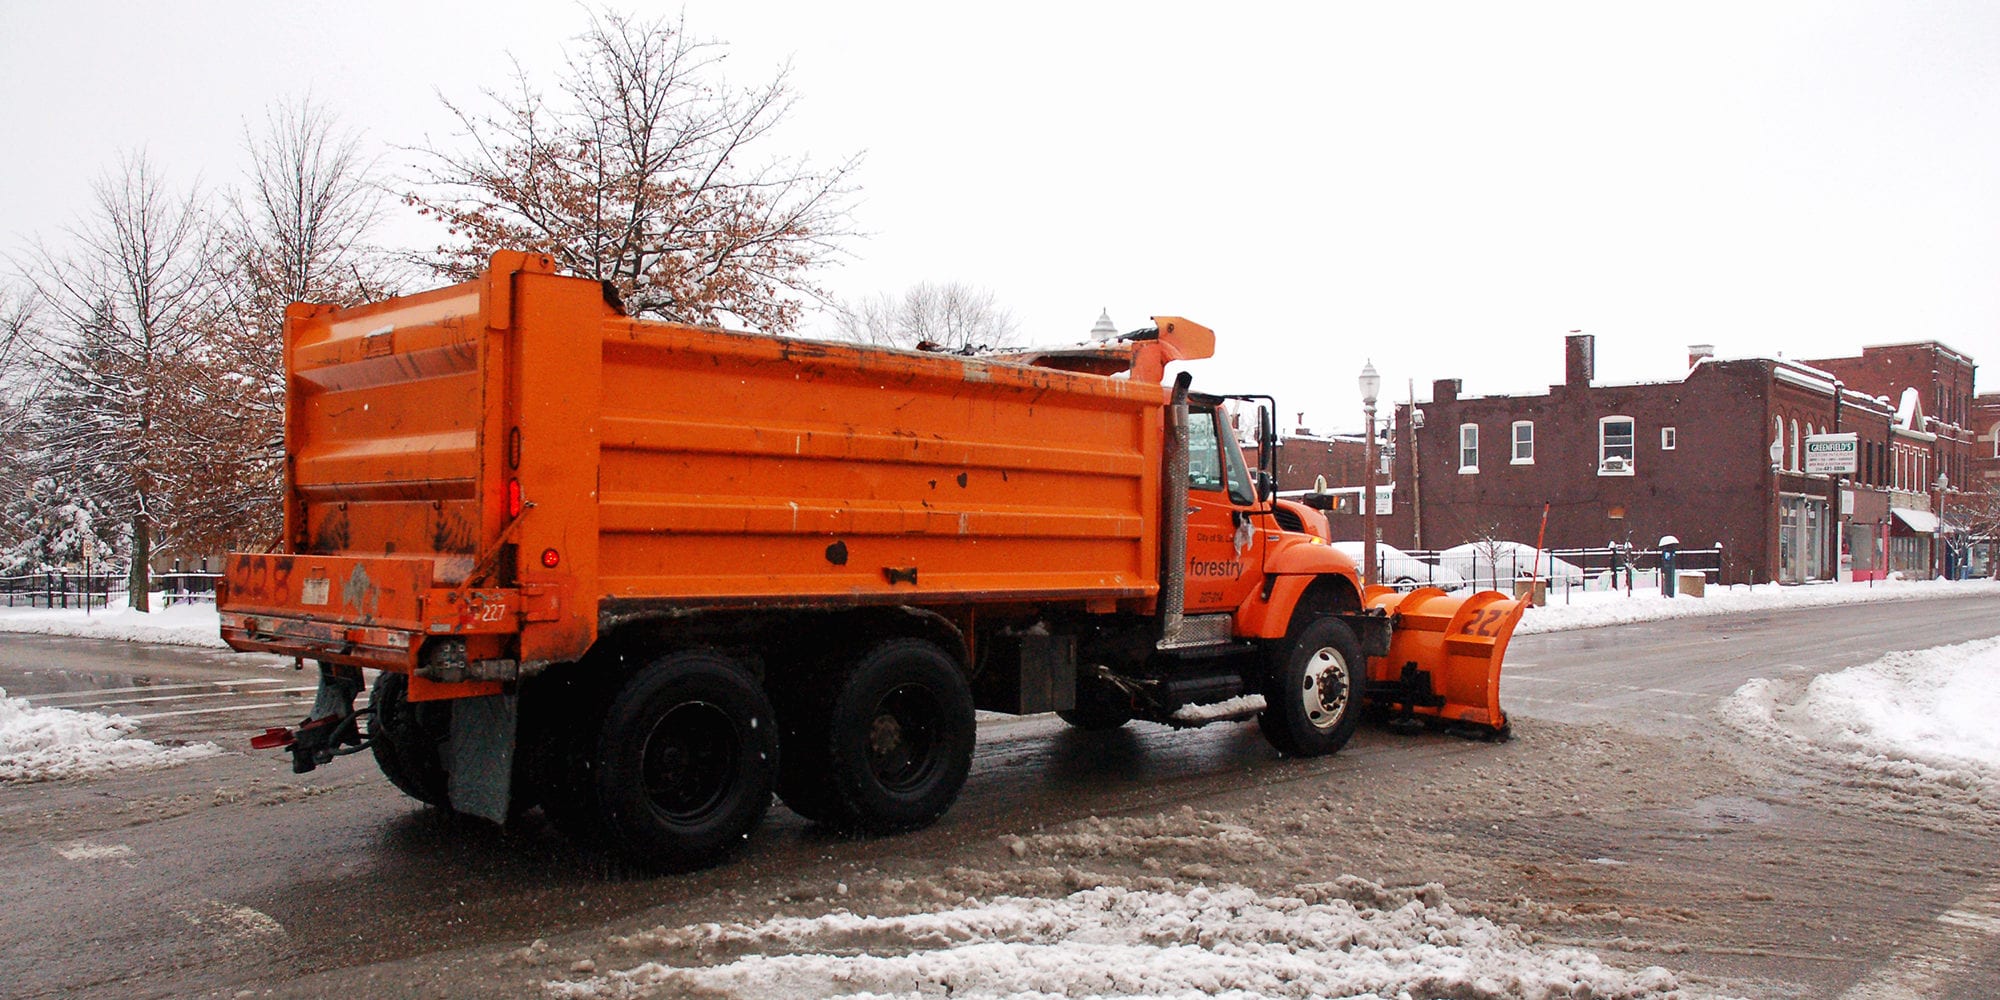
1514 577 2000 635
548 878 1694 1000
0 600 227 648
0 686 221 782
1727 636 2000 804
1170 693 1267 725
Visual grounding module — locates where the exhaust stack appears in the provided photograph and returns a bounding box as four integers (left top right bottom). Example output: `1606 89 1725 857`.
1158 372 1193 645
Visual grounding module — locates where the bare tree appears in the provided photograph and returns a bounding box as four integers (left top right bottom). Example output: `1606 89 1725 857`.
407 7 859 332
833 281 1019 352
0 289 32 387
19 153 225 609
235 95 395 312
1942 483 2000 578
0 291 44 568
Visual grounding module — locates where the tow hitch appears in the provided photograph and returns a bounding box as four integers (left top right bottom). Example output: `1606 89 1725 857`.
250 663 371 774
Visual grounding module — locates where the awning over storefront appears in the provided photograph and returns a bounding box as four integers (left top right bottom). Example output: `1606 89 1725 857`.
1891 508 1940 533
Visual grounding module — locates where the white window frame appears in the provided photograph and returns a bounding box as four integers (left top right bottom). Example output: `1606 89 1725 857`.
1598 415 1635 475
1660 426 1677 450
1790 419 1800 471
1458 423 1479 473
1510 421 1534 464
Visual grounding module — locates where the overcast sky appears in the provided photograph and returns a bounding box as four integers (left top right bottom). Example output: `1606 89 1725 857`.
4 1 1997 432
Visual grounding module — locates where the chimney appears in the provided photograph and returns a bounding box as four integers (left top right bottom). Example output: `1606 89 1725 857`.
1432 378 1460 404
1688 344 1714 370
1565 332 1595 387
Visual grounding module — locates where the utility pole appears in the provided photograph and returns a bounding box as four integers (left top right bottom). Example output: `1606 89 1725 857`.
1360 360 1381 588
1408 379 1423 551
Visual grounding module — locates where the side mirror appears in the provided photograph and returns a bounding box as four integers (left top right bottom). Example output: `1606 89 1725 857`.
1254 470 1275 502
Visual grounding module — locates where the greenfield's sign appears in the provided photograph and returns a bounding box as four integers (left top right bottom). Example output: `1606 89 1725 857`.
1804 432 1858 474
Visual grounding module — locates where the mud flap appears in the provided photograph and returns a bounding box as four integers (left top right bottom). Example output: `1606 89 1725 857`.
1363 587 1525 733
447 693 517 824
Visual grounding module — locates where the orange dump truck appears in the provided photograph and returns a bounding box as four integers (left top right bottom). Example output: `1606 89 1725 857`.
219 252 1522 869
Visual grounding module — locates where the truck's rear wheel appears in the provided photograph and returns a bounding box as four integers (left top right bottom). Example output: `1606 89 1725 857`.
592 651 777 871
1258 617 1364 757
522 673 612 845
773 678 842 825
367 671 451 807
816 638 975 833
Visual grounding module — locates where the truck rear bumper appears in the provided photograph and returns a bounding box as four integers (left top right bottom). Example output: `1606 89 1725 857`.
218 552 533 677
219 610 425 672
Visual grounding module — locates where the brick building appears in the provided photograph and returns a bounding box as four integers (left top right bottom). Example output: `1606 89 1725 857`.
1960 390 2000 574
1295 333 1978 584
1975 391 2000 490
1253 417 1377 514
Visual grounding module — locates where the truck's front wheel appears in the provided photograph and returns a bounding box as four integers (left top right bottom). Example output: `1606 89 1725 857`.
593 651 778 871
1258 617 1364 757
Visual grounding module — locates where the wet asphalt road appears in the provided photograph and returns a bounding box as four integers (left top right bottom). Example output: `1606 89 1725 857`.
1 592 1997 998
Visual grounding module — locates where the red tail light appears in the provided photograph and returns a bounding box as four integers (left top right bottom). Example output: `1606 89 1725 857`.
541 548 560 568
508 479 524 517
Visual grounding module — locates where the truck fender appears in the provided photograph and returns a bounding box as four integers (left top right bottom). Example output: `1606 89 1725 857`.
1262 536 1361 579
1235 538 1363 640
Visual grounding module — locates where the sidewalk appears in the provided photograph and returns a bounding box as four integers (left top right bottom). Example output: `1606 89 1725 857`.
1514 576 2000 634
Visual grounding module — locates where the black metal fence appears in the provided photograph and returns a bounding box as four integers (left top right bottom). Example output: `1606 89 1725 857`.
0 572 118 610
0 570 224 609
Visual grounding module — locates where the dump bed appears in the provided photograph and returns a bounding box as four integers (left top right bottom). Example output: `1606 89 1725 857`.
220 253 1172 680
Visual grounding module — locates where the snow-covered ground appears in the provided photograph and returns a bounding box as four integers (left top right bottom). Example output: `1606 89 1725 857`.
548 878 1687 1000
1728 634 2000 807
0 598 229 648
0 597 230 782
0 686 221 783
1514 576 2000 635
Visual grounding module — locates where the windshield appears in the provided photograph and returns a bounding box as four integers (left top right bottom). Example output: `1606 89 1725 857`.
1221 418 1255 506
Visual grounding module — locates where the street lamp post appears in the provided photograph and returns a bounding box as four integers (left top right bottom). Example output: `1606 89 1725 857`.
1935 473 1950 579
1360 360 1381 589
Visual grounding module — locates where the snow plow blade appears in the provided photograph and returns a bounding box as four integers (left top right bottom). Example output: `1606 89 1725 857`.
1362 586 1526 733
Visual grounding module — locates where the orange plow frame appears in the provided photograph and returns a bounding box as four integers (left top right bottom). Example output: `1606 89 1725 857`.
1361 586 1527 733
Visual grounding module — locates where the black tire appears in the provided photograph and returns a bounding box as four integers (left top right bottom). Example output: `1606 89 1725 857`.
522 673 612 845
820 638 975 833
368 671 452 807
772 674 844 825
1257 617 1365 757
1056 677 1133 731
592 651 778 871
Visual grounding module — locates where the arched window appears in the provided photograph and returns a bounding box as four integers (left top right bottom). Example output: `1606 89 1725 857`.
1790 419 1800 471
1773 416 1784 467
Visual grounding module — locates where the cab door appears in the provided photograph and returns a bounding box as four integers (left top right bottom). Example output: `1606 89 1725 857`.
1181 405 1264 613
